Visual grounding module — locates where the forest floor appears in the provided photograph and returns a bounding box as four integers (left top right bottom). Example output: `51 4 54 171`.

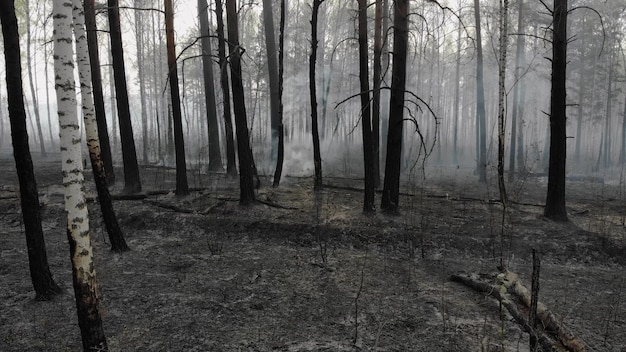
0 153 625 351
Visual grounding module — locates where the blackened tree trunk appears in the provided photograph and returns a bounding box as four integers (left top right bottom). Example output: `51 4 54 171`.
474 0 487 183
165 0 189 196
1 0 63 301
108 0 142 194
310 0 325 190
496 0 509 204
215 0 238 177
381 0 409 213
226 0 256 204
358 0 375 213
544 0 568 221
198 0 224 171
272 0 286 187
262 0 281 170
372 0 383 187
84 0 115 185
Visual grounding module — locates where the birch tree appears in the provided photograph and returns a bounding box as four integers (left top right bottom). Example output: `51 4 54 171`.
53 0 108 348
73 0 129 252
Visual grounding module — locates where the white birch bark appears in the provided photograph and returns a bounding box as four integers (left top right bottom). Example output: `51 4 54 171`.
72 0 103 173
53 0 107 348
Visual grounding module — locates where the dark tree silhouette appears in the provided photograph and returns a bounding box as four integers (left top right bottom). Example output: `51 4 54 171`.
215 0 237 177
198 0 224 172
310 0 325 190
473 0 487 183
226 0 256 205
381 0 409 213
108 0 142 194
165 0 189 196
358 0 375 213
273 0 287 188
1 0 63 301
372 0 383 188
262 0 281 171
544 0 568 221
84 0 115 185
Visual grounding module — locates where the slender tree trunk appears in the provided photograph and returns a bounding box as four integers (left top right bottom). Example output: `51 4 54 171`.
272 0 287 187
73 0 129 252
509 0 525 179
226 0 256 204
53 1 108 348
134 0 149 164
108 0 142 194
43 1 55 150
25 0 46 157
453 5 462 165
84 0 115 185
198 0 224 172
1 0 63 301
372 0 383 187
262 0 281 171
474 0 487 182
310 0 325 190
544 0 568 221
574 17 588 165
381 0 409 213
164 0 189 196
358 0 375 213
215 0 237 177
619 93 626 165
603 48 614 169
497 0 509 203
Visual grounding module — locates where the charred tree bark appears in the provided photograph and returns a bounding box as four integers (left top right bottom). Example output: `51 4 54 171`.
544 0 568 221
1 0 63 300
381 0 409 213
198 0 224 172
262 0 281 171
272 0 287 188
165 0 189 196
107 0 142 194
310 0 325 190
496 0 509 203
372 0 383 187
84 0 115 185
226 0 256 205
358 0 375 213
215 0 238 177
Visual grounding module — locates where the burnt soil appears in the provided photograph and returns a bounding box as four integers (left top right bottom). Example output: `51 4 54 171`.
1 154 625 351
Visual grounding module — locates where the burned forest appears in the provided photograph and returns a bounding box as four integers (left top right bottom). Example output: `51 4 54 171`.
1 0 625 351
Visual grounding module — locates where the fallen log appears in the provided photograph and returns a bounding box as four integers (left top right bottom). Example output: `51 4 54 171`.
500 271 588 352
450 273 566 352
